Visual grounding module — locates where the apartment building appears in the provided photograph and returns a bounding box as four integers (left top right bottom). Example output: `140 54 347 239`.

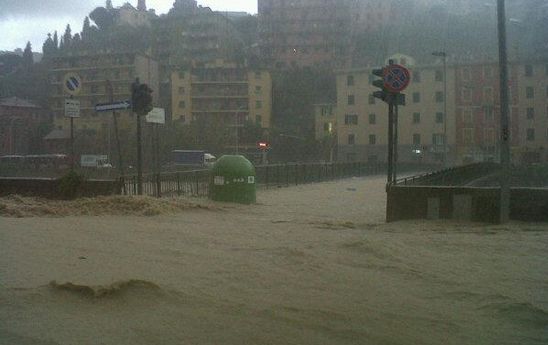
336 61 456 164
47 51 159 133
514 61 548 163
258 0 396 69
453 62 521 164
171 60 272 129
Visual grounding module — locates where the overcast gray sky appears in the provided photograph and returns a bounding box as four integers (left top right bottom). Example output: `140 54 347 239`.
0 0 257 52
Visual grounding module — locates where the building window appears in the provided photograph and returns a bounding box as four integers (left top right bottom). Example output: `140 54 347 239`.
413 112 421 124
436 112 444 124
413 71 421 82
347 75 354 86
462 68 471 81
484 128 496 145
413 133 421 145
432 133 445 146
463 128 474 145
255 71 262 79
255 86 262 95
256 115 262 126
525 64 533 77
483 66 493 79
462 88 472 101
368 94 375 105
348 134 355 145
526 87 534 99
256 100 262 109
178 101 185 109
435 70 443 81
413 92 420 103
178 87 185 95
483 87 493 102
435 91 444 103
344 114 358 125
484 106 494 121
348 95 355 105
369 113 376 124
527 128 535 141
369 134 376 145
463 109 473 124
178 71 185 79
527 107 535 119
91 85 98 94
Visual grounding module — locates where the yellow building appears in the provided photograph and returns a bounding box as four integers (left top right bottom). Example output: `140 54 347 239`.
171 60 272 129
336 61 456 164
47 51 159 133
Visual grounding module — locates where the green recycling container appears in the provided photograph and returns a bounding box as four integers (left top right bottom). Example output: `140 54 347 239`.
209 155 256 204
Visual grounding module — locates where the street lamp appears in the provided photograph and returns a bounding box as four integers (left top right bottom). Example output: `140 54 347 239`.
432 51 448 167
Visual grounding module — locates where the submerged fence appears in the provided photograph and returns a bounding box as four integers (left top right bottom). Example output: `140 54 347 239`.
120 161 388 197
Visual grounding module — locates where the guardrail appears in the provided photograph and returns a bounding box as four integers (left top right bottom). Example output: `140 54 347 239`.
120 161 388 197
394 163 500 187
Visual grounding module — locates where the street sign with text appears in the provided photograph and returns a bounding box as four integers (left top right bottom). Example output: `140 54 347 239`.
95 101 131 112
64 99 80 118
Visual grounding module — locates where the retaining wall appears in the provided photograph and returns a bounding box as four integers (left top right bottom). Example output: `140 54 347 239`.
387 185 548 223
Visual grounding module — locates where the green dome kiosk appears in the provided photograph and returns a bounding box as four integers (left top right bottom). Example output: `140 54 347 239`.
209 155 256 204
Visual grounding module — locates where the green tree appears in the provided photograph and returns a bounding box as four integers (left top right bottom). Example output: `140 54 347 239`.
22 41 33 68
62 24 72 49
89 6 115 31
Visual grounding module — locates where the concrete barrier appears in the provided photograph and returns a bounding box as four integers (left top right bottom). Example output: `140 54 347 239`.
387 185 548 223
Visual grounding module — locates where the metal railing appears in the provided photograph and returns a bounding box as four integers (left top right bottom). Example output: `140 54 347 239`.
395 163 500 186
120 161 387 197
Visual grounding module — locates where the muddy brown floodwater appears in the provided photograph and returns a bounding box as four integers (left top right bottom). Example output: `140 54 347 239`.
1 176 547 345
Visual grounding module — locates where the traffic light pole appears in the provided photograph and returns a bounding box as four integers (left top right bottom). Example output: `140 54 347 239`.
393 103 399 183
387 99 394 184
136 112 143 195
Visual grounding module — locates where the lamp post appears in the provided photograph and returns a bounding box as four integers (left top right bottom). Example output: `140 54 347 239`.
432 51 448 167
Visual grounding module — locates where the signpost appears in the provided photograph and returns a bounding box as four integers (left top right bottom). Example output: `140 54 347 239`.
63 73 82 170
63 73 82 96
145 107 166 124
64 99 80 118
145 108 165 197
372 60 410 185
95 101 131 112
257 141 270 165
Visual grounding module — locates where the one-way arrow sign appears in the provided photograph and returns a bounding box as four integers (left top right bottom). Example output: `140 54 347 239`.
95 101 131 112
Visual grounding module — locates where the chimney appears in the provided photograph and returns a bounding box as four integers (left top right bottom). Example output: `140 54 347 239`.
137 0 146 11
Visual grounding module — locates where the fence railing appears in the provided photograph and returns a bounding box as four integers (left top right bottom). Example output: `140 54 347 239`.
120 161 388 197
395 162 500 186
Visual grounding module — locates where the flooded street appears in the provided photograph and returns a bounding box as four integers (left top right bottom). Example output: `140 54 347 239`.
1 176 547 345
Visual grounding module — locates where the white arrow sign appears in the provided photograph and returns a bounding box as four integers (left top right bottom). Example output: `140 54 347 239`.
95 101 131 112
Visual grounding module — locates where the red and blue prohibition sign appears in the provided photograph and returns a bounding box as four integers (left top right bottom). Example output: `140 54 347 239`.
384 64 411 93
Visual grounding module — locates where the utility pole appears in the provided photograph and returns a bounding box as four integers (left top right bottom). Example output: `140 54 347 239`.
497 0 511 223
132 78 143 195
107 80 125 179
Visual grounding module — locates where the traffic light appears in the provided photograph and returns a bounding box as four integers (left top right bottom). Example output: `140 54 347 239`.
371 67 387 102
131 79 154 115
